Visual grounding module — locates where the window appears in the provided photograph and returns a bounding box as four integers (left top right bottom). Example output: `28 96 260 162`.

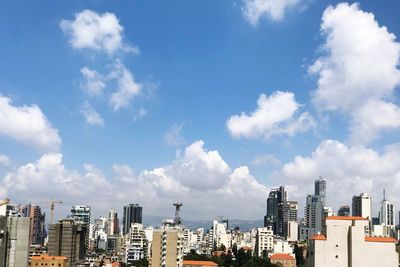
335 255 338 258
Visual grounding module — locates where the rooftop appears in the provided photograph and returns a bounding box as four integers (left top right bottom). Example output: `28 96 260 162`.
310 234 327 240
365 236 397 243
269 253 295 260
326 216 367 221
183 260 218 266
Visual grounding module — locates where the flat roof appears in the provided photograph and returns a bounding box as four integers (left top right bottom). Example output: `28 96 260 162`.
326 216 367 221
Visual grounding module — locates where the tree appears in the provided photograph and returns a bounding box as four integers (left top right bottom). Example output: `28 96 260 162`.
294 244 305 266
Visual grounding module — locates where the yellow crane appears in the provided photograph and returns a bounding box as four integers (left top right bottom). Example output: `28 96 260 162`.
32 200 63 224
49 200 63 224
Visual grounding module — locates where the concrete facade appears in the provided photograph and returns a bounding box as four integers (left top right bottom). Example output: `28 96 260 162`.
306 216 398 267
151 228 183 267
255 227 273 257
48 219 87 267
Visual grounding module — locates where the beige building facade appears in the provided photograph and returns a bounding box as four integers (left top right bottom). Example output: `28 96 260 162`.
306 216 398 267
151 228 184 267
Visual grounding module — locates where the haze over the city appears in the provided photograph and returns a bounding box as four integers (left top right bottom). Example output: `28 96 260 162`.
1 0 400 222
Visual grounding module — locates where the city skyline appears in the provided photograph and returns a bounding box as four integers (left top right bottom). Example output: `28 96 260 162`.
1 0 400 221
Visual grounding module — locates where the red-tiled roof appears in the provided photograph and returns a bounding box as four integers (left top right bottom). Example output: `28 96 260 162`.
183 260 218 266
269 253 295 260
365 236 397 243
326 216 367 221
310 234 327 240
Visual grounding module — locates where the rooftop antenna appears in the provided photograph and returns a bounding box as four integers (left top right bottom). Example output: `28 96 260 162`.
173 202 183 225
383 188 386 201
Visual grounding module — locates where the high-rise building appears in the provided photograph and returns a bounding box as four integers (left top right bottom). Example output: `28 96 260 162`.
47 219 87 267
22 204 46 245
0 216 31 267
125 223 148 264
283 201 298 238
352 193 372 222
379 190 395 226
71 205 91 224
264 186 286 236
108 208 119 236
123 204 142 234
151 227 184 267
314 177 326 206
301 177 327 240
255 227 274 257
338 205 350 217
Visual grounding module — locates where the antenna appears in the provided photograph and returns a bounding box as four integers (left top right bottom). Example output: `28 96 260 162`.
173 202 183 225
383 188 386 201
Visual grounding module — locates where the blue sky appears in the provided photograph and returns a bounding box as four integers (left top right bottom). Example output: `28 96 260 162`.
1 0 400 221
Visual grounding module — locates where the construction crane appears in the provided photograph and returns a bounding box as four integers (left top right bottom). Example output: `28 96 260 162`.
49 200 63 224
33 200 63 224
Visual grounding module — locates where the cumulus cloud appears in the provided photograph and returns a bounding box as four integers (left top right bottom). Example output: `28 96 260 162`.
242 0 302 25
80 67 106 96
0 96 61 152
109 60 142 111
1 141 267 220
310 2 400 144
0 155 10 167
275 139 400 214
60 9 138 55
80 101 104 126
226 91 315 140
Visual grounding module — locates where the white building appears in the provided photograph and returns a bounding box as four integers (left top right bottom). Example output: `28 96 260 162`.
352 193 372 221
125 223 148 263
286 221 298 242
255 227 274 257
306 216 398 267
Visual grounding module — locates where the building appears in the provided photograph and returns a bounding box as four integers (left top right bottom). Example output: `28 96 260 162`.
305 216 398 267
379 191 395 228
269 253 296 267
287 221 298 242
123 204 142 234
21 205 46 245
108 208 119 236
183 260 218 267
71 205 91 224
337 205 350 217
125 223 148 264
255 227 274 257
264 186 286 236
302 177 327 240
283 201 298 239
30 254 68 267
352 193 372 222
47 219 87 267
151 227 184 267
0 216 31 267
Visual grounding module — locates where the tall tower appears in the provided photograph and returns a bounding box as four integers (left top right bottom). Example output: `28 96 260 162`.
123 204 142 234
173 202 183 225
379 189 395 226
352 193 372 221
264 186 287 236
314 177 326 206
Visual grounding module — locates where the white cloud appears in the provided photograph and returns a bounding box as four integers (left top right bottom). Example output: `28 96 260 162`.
0 96 61 152
164 123 185 147
275 139 400 214
226 91 315 140
1 141 267 220
310 2 400 144
109 60 142 111
80 101 104 126
253 154 281 167
134 107 147 121
242 0 302 25
60 10 138 55
0 155 10 167
80 67 106 96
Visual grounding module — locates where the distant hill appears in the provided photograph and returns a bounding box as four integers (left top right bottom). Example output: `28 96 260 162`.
143 215 263 231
